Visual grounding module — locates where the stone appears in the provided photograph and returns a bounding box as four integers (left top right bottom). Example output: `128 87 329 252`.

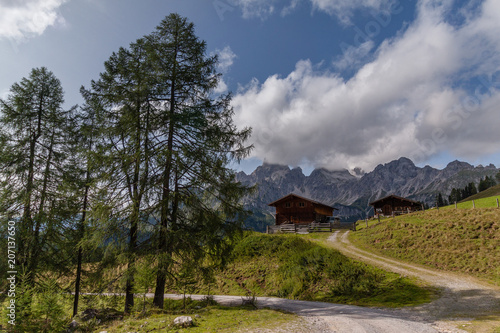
173 316 193 328
69 320 79 329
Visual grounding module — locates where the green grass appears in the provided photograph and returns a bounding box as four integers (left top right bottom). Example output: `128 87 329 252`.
209 232 433 307
93 299 302 333
0 296 303 333
451 195 500 209
350 208 500 285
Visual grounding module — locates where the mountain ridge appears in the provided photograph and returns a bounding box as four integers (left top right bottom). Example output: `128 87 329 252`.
236 157 499 224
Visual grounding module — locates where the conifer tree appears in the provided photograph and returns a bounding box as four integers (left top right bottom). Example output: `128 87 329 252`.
0 67 77 284
83 39 156 313
139 14 252 308
84 13 252 311
478 176 496 192
67 96 100 317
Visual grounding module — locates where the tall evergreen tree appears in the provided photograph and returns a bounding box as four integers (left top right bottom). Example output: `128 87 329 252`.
0 67 77 284
67 97 100 317
448 188 461 204
478 176 496 192
84 13 252 311
436 192 447 207
83 39 156 313
140 14 253 308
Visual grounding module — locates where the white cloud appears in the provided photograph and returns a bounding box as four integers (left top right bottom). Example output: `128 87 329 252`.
230 0 395 22
212 46 237 93
215 46 237 73
334 41 374 71
0 0 68 41
232 0 500 171
310 0 384 23
231 0 277 19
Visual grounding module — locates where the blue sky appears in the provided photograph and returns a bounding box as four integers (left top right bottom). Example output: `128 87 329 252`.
1 0 500 175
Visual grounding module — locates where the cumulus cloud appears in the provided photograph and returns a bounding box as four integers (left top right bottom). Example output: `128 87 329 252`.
0 0 68 41
232 0 500 171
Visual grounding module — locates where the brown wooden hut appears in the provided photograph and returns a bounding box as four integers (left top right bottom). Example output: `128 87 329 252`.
268 193 336 225
369 194 421 217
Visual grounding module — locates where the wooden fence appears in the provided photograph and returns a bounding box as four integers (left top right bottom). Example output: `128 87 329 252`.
267 222 356 234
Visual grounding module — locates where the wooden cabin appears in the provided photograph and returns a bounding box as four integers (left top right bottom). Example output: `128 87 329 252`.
369 194 421 217
268 193 336 225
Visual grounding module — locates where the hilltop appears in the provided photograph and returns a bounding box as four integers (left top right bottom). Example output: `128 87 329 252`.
350 207 500 285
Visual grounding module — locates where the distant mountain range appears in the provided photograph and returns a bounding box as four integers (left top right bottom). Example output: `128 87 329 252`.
236 157 499 224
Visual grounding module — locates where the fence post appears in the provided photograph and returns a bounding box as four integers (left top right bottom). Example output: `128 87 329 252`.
455 201 457 209
266 225 269 234
497 198 499 208
473 200 475 209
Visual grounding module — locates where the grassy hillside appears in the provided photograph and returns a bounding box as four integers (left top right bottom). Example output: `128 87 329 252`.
209 233 432 307
460 184 500 203
351 208 500 285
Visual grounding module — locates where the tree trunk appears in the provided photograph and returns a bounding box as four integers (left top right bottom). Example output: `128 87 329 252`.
153 36 178 309
73 246 83 317
73 161 91 317
28 129 55 277
124 208 138 313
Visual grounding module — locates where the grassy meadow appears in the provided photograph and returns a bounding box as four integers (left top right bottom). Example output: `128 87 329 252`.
351 206 500 285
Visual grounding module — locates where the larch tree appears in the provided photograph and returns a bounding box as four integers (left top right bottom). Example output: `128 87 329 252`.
83 39 156 313
0 67 77 284
83 13 253 311
142 14 253 309
67 95 101 317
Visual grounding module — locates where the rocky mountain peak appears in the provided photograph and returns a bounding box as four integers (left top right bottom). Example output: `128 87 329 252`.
445 160 474 172
309 168 356 183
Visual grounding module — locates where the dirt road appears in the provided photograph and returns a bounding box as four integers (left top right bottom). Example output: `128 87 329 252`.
162 293 440 333
326 231 500 332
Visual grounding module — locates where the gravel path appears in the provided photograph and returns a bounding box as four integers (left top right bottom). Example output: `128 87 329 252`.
162 293 439 333
326 231 500 332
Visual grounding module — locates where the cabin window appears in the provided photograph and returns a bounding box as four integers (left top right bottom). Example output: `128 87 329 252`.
285 202 291 208
298 202 305 207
